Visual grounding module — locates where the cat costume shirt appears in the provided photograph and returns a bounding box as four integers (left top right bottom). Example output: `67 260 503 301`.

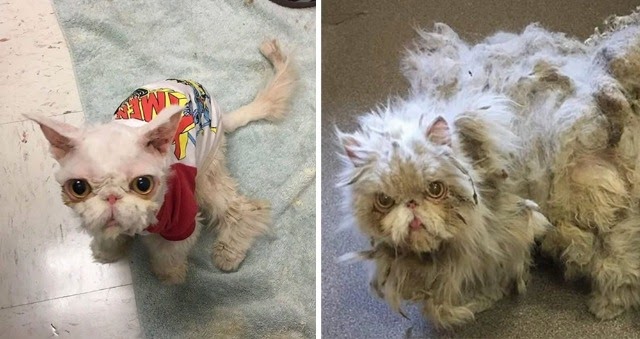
113 79 222 241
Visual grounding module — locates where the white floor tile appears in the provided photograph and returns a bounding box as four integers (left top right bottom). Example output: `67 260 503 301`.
0 1 139 336
0 285 141 338
0 114 133 309
0 0 83 125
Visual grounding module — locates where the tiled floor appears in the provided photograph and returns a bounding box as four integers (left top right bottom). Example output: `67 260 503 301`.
0 0 141 337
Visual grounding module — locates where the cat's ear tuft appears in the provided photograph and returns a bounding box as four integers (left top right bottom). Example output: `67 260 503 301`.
426 116 451 146
24 113 79 160
339 133 369 167
140 105 184 155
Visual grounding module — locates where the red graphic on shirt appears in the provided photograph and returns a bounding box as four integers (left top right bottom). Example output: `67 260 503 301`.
114 89 194 160
173 114 195 160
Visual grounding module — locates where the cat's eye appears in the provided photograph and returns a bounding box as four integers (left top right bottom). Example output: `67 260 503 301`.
130 175 155 195
426 181 447 199
374 193 395 212
64 179 92 200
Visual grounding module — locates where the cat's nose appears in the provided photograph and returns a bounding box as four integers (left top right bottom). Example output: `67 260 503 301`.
406 200 417 209
106 194 120 205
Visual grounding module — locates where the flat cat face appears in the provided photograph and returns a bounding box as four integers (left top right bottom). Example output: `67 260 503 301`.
28 105 184 239
339 113 478 254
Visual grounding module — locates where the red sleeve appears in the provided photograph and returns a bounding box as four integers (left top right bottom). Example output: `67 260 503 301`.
145 164 198 241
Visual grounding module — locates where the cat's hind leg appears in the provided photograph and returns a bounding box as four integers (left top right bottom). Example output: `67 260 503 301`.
142 225 200 284
545 154 639 319
90 234 133 263
540 219 596 280
465 294 499 314
192 40 291 271
197 151 270 272
588 216 640 319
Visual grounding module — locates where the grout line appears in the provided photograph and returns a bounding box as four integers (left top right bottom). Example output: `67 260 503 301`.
0 110 84 126
0 283 133 310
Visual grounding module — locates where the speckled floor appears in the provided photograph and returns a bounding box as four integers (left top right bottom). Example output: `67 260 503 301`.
0 0 140 337
321 1 640 338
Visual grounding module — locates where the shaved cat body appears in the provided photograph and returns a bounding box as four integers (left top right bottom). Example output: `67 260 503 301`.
28 40 296 284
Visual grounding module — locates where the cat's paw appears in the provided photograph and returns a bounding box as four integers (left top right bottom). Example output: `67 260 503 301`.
588 294 625 320
515 275 528 294
212 241 246 272
427 304 475 329
369 279 385 298
152 262 188 285
465 295 498 313
90 237 130 263
92 250 124 263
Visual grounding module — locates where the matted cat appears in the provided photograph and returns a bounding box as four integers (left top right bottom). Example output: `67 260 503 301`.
339 8 640 327
27 40 295 284
337 91 550 328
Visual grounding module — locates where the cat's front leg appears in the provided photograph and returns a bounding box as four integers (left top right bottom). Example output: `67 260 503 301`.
368 252 393 299
90 234 133 263
196 153 270 272
142 228 200 285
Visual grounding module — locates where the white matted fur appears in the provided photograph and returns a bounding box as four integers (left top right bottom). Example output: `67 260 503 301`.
27 39 296 284
337 90 550 328
340 7 640 326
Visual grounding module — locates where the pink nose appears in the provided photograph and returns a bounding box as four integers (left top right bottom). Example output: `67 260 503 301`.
406 200 417 209
107 194 119 205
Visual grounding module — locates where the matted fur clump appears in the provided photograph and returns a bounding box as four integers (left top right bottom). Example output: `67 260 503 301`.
339 7 640 328
337 66 551 329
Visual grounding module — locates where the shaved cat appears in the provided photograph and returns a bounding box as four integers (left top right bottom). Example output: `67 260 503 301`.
28 40 295 284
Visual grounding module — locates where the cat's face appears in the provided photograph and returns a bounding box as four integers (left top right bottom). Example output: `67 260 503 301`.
28 106 184 239
340 115 478 254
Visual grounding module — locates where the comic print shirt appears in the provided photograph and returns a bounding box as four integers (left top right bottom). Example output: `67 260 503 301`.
113 79 222 241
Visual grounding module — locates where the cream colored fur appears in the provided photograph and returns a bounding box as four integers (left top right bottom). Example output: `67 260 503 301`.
27 39 295 284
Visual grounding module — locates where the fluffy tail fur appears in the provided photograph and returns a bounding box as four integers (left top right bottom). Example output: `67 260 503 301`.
222 39 296 133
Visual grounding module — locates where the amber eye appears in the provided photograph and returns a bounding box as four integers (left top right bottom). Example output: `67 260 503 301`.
64 179 91 200
426 181 447 199
131 176 154 195
374 193 395 212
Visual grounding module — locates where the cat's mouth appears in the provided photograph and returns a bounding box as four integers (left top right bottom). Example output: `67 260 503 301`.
106 218 118 228
409 216 424 230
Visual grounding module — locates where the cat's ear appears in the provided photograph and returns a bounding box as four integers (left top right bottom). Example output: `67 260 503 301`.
425 116 451 146
139 105 184 155
338 132 369 167
24 114 80 160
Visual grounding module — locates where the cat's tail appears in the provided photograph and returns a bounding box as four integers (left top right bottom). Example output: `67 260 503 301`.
222 39 296 133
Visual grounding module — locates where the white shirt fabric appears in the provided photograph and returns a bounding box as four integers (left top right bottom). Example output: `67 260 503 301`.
112 79 223 168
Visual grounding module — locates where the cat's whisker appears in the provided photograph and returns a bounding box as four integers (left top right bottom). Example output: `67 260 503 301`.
337 251 374 264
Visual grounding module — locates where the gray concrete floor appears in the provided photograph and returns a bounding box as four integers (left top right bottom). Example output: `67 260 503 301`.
321 1 640 338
